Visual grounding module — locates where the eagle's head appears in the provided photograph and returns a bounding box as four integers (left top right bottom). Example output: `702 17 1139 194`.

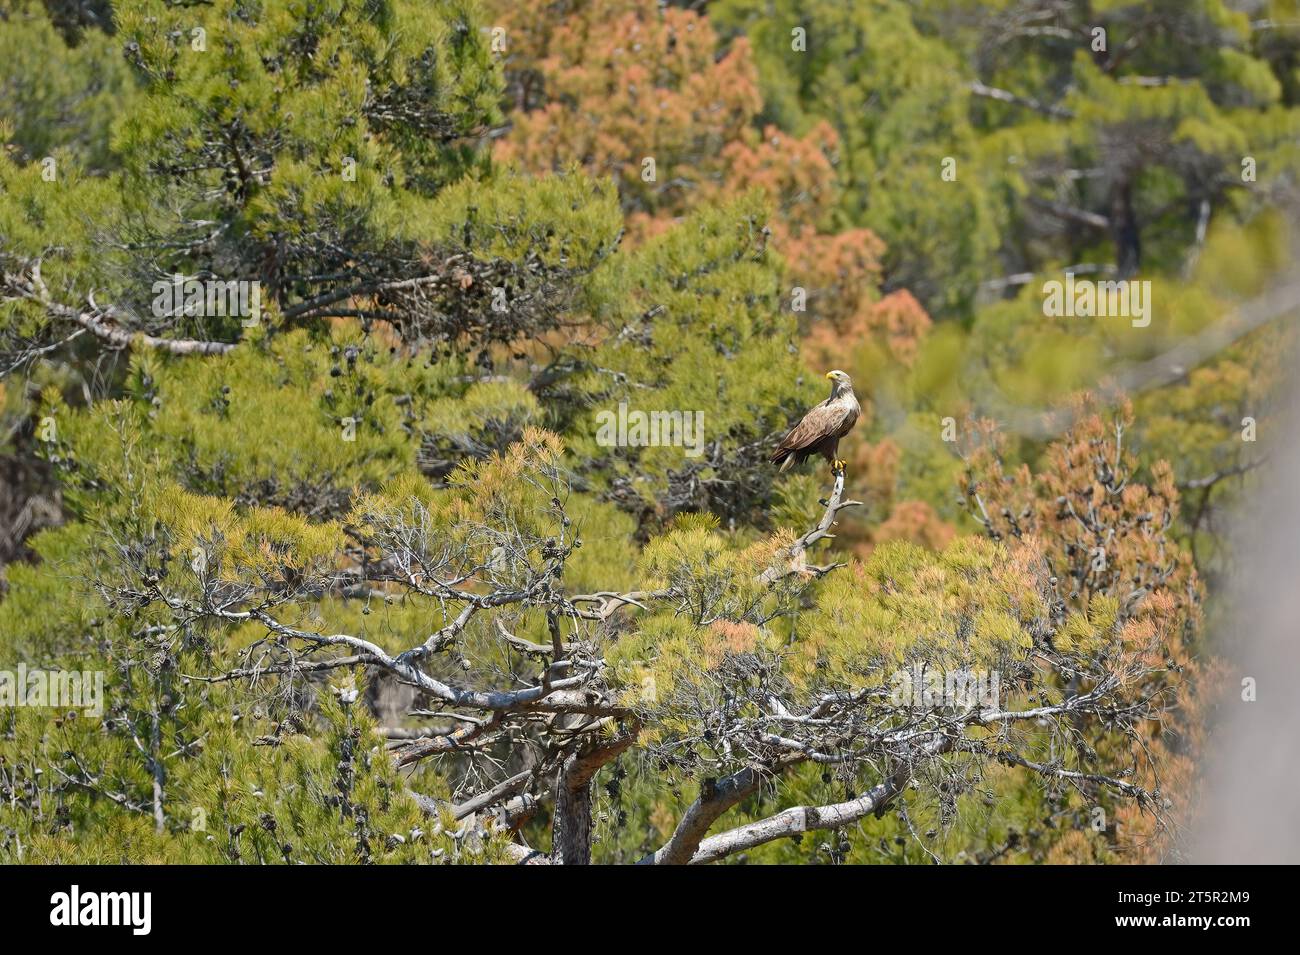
825 369 854 393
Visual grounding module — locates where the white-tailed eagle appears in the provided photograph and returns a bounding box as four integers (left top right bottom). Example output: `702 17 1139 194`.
770 370 861 474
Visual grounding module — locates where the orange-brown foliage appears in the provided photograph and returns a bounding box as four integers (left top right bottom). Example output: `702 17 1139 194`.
959 400 1212 861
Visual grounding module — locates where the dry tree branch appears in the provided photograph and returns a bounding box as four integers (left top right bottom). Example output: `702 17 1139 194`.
3 262 236 356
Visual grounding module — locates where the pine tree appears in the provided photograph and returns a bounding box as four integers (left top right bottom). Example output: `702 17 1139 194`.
3 0 1293 865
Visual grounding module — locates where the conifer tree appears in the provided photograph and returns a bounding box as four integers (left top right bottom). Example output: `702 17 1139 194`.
2 0 1293 866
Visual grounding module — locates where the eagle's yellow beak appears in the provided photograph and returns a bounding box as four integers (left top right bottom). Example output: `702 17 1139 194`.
825 371 835 380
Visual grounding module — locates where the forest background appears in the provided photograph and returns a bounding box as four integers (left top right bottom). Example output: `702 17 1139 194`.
1 0 1298 864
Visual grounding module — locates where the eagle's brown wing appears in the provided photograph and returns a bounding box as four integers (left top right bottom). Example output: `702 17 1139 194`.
770 399 853 467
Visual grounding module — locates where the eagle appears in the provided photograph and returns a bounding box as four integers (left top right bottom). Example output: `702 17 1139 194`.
770 370 861 474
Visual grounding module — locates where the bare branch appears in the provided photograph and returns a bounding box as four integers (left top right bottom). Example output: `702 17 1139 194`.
687 738 951 865
967 80 1074 119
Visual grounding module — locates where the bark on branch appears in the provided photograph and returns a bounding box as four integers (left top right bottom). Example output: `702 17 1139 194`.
686 738 951 864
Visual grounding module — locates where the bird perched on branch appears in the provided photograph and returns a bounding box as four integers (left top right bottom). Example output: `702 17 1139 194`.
770 370 861 475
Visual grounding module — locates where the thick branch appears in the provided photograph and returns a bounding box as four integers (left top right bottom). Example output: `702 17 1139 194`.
686 737 951 864
688 777 902 865
638 767 764 865
4 266 236 356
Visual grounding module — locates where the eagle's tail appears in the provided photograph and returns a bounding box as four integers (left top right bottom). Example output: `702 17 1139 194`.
771 447 797 471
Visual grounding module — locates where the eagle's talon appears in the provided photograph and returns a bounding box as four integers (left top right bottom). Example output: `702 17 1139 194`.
831 459 847 475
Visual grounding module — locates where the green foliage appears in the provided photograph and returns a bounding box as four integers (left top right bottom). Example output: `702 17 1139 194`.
0 3 137 172
3 0 1294 866
712 0 1003 315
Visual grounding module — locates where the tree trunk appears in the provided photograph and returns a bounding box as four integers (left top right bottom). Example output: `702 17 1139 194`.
549 726 640 864
1111 179 1141 278
551 772 593 865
